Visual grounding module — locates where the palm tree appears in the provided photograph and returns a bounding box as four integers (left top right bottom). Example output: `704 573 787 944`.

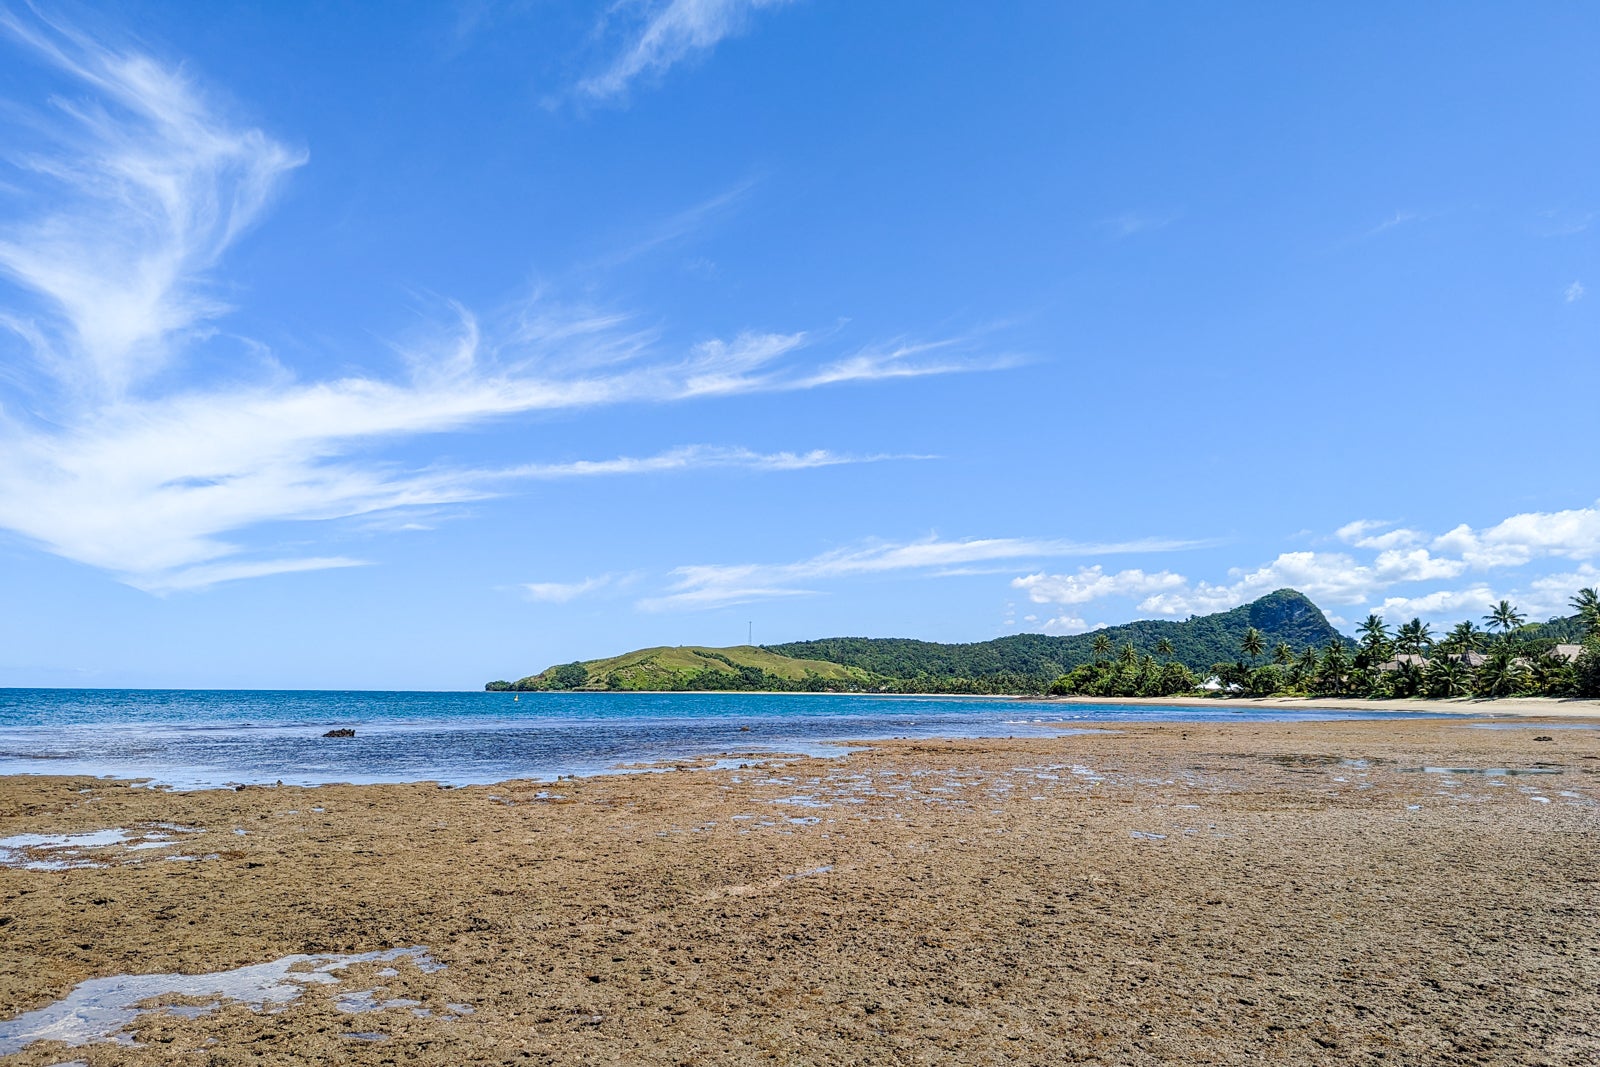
1357 614 1392 667
1319 639 1350 695
1394 618 1434 658
1425 655 1472 698
1484 600 1526 645
1118 642 1138 668
1241 627 1265 665
1272 641 1293 666
1444 620 1483 659
1155 637 1175 660
1092 632 1112 664
1294 646 1319 687
1572 588 1600 635
1475 646 1530 698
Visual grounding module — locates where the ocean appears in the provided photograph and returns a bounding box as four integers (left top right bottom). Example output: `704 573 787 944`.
0 689 1449 790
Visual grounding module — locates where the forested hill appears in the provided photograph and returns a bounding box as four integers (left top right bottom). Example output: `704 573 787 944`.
768 589 1345 682
489 588 1597 695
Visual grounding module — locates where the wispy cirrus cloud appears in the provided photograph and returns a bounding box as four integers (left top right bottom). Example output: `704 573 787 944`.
523 574 618 603
0 319 955 590
0 9 305 398
1357 209 1421 241
1535 207 1594 238
578 0 796 102
637 535 1206 611
0 14 1004 593
584 179 757 270
502 444 927 480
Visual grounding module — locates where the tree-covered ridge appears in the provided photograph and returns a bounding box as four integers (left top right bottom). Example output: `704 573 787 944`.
491 589 1347 693
487 587 1600 698
767 589 1345 683
1055 589 1600 701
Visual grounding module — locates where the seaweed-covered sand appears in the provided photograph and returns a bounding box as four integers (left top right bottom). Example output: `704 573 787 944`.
2 719 1597 1065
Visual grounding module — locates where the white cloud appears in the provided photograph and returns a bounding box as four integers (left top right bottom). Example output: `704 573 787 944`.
523 575 614 603
1431 503 1600 569
586 179 755 269
1137 551 1382 617
996 504 1600 635
1523 565 1600 618
1565 280 1585 302
0 377 932 590
1537 208 1594 237
1374 566 1600 627
1335 519 1424 551
1372 548 1467 582
1040 615 1089 635
578 0 795 101
0 20 1005 593
138 556 368 595
1374 586 1499 623
639 535 1202 612
503 445 925 480
0 11 305 397
1012 566 1185 606
1361 210 1418 239
1335 519 1388 543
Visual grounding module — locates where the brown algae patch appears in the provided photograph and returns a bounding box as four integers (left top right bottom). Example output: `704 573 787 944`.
1 720 1597 1064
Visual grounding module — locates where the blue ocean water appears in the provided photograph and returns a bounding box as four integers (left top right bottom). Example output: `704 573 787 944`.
0 689 1453 790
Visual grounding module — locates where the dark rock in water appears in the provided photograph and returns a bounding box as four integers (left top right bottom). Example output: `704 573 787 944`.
323 728 356 738
739 725 752 732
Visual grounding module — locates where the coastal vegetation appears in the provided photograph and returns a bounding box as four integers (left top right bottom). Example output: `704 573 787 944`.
491 586 1600 700
766 589 1341 686
1081 588 1599 702
491 589 1341 693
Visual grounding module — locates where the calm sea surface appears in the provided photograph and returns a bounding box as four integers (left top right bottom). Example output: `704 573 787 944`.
0 689 1449 789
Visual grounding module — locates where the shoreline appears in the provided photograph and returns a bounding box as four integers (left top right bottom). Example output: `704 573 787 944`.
1042 693 1600 719
493 689 1600 720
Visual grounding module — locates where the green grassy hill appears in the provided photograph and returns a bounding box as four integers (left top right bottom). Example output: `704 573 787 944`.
493 645 875 692
488 589 1348 693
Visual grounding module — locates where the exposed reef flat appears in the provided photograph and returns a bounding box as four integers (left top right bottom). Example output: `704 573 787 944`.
2 719 1597 1064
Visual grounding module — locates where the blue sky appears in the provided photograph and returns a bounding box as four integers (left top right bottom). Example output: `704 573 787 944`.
0 1 1596 688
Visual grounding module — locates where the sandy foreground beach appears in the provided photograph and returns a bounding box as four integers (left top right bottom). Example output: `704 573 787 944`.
2 719 1597 1065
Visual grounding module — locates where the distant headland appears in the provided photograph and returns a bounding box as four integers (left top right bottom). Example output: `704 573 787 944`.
488 587 1600 701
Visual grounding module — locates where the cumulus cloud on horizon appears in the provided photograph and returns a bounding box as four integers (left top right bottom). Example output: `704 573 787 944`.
1009 504 1600 633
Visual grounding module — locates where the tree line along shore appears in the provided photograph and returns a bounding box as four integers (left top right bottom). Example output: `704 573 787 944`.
488 587 1600 701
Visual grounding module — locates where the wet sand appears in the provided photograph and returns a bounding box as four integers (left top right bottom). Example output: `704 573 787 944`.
2 719 1597 1065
